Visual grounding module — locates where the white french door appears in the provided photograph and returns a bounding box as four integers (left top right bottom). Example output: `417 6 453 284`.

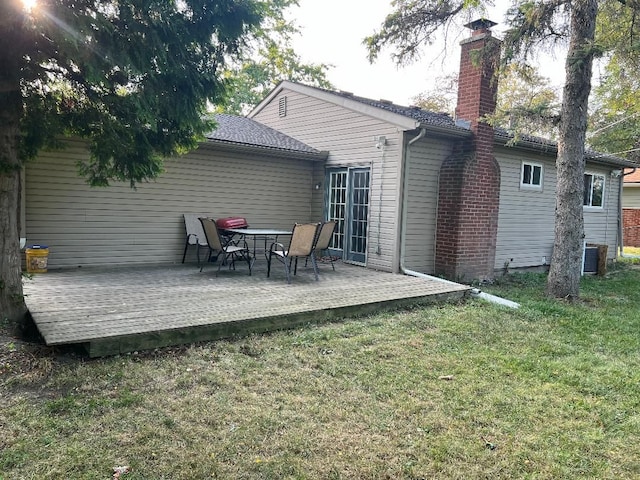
326 167 370 264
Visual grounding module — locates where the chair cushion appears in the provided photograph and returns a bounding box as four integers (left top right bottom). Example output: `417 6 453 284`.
224 245 247 254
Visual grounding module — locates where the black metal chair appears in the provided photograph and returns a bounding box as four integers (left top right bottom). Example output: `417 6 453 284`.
182 213 210 263
267 223 321 283
198 217 252 276
310 220 337 271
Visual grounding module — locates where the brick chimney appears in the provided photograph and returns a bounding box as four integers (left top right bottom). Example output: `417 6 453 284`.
435 19 502 281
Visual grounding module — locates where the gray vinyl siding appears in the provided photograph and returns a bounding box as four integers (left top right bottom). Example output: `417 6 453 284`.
311 162 325 221
495 147 620 270
25 139 316 268
494 147 556 269
403 135 454 274
623 185 640 208
253 88 404 272
583 167 620 257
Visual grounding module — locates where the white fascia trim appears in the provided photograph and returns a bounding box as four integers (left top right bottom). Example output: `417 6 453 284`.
249 80 287 118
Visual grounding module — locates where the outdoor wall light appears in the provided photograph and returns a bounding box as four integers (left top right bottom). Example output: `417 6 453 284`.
314 182 322 190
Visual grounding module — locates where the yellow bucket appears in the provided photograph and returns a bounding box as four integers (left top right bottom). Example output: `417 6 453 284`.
25 245 49 273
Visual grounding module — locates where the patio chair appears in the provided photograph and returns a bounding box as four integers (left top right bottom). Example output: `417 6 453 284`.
267 222 321 283
308 220 337 271
198 217 252 276
182 213 210 264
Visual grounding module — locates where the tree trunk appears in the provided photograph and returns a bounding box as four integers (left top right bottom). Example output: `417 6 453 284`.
546 0 598 299
0 81 27 328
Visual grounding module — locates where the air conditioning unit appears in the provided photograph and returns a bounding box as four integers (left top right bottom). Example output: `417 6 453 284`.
582 242 608 275
582 245 599 275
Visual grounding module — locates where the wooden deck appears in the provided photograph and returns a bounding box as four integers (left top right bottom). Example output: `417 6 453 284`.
23 261 470 357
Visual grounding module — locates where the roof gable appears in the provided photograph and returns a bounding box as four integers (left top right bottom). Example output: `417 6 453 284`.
249 81 470 137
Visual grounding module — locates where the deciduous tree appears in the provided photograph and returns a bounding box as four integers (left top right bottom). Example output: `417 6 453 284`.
589 56 640 162
218 0 332 115
412 65 560 139
492 63 560 140
589 1 640 161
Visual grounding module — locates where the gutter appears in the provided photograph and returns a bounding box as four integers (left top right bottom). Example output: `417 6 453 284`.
398 128 520 309
417 122 473 139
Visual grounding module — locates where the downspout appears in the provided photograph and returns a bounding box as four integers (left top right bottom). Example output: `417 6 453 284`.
399 128 519 309
375 136 387 255
20 168 26 250
619 168 637 257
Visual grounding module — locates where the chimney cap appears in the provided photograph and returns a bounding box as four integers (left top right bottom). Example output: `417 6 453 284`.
464 18 497 31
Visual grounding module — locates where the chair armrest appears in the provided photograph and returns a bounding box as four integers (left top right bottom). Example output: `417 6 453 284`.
269 242 286 254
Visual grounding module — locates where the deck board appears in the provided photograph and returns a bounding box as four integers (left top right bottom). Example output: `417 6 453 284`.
24 262 470 356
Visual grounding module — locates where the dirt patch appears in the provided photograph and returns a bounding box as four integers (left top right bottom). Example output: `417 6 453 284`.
0 319 195 386
0 312 84 388
0 326 56 381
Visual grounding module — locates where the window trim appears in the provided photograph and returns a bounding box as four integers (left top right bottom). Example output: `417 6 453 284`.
583 171 606 209
520 161 543 191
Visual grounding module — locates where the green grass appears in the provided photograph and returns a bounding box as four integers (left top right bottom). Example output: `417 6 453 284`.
623 246 640 256
2 266 640 479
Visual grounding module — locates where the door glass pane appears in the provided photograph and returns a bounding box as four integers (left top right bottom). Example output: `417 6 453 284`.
349 169 370 260
583 174 593 206
328 171 347 251
592 175 604 207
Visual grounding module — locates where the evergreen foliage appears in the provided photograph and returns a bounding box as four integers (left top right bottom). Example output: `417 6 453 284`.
1 0 265 186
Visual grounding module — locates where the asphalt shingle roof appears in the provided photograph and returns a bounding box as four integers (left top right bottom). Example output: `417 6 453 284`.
205 114 322 155
326 89 465 131
324 87 636 167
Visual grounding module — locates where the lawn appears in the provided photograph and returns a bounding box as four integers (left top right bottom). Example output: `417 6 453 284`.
623 246 640 256
2 264 640 479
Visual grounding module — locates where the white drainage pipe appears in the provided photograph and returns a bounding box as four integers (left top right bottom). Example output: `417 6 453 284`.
470 288 520 309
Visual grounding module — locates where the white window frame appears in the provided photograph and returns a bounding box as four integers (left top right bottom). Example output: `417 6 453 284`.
583 172 605 209
520 161 543 190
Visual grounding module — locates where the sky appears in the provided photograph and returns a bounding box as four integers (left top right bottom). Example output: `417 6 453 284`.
286 0 567 106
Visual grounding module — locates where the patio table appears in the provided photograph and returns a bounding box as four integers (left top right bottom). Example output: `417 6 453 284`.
224 228 292 268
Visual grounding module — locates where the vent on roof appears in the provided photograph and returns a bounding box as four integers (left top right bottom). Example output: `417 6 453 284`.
278 96 287 117
455 118 472 129
379 99 393 105
340 91 354 96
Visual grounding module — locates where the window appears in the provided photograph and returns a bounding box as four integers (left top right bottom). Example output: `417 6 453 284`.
278 96 287 117
520 162 543 190
584 172 605 208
